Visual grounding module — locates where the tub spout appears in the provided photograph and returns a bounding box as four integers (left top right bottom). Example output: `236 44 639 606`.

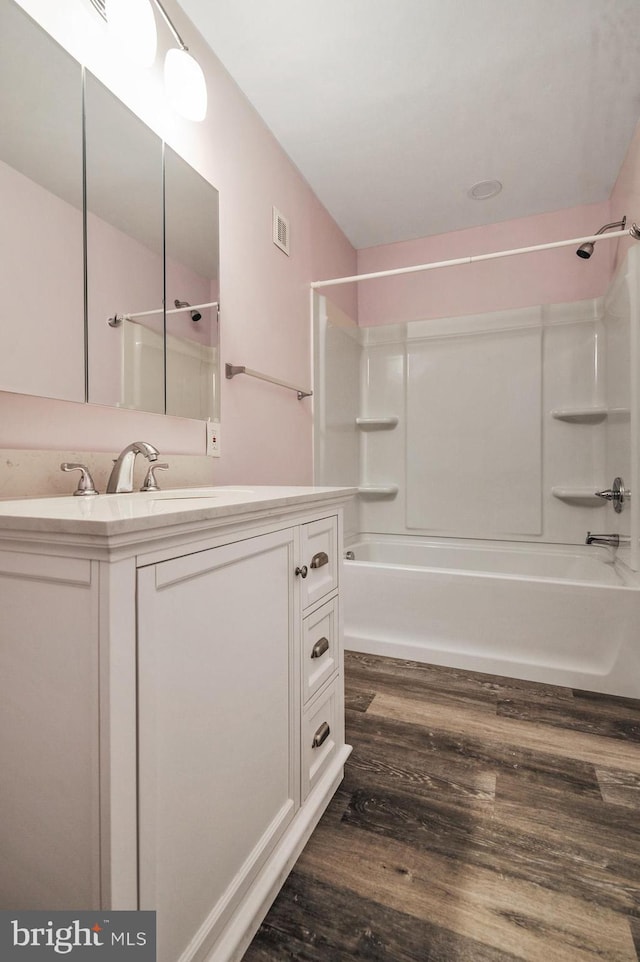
585 532 629 547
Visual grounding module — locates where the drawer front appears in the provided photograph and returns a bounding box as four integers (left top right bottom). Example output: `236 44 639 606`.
303 597 338 704
302 679 340 799
300 516 338 609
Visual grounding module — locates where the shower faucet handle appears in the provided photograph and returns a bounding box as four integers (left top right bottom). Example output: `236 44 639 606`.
60 462 99 496
595 476 628 513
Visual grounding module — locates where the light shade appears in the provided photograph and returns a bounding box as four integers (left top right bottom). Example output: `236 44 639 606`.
164 47 207 122
105 0 157 68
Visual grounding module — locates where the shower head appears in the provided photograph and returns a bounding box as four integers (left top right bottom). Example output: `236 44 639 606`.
174 299 202 322
576 216 626 259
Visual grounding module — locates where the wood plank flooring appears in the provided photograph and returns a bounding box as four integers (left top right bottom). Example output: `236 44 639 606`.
242 651 640 962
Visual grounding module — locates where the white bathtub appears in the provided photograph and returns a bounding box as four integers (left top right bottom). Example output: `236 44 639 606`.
343 535 640 697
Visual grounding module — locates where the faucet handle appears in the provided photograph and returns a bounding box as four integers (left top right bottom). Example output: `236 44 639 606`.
595 477 628 513
141 463 169 492
60 462 99 497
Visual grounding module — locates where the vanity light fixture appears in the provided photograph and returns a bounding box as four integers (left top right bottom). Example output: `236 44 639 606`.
102 0 208 122
152 0 208 122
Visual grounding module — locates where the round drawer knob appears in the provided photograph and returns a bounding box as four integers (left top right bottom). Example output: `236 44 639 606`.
295 565 308 579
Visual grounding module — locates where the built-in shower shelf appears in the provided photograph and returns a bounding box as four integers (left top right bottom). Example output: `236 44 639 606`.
355 417 399 430
550 407 608 423
551 487 605 506
357 485 399 497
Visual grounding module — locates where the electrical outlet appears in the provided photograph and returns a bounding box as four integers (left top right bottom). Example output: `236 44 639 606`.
206 421 221 457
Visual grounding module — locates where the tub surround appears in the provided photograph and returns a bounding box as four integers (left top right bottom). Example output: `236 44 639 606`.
355 296 626 547
0 484 355 962
315 246 640 555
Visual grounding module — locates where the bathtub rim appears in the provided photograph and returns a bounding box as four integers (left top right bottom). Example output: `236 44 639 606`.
344 532 639 588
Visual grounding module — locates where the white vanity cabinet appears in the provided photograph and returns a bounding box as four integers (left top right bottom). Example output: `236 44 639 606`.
0 486 353 962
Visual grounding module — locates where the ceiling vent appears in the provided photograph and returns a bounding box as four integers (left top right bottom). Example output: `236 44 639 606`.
272 207 290 256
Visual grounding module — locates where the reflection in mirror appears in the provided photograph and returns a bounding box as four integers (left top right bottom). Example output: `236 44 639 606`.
85 72 164 414
0 0 84 403
164 148 220 421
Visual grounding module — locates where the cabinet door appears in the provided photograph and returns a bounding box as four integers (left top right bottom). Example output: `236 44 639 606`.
137 528 297 962
0 553 100 910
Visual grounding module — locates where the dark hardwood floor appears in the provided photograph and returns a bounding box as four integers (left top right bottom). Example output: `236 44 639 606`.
243 651 640 962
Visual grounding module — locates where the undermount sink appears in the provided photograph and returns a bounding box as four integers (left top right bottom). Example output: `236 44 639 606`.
149 487 257 500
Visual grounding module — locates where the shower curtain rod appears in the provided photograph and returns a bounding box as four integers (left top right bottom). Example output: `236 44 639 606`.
107 301 218 327
310 224 640 289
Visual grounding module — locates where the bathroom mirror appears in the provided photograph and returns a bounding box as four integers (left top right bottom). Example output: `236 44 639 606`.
164 147 220 421
85 73 165 414
0 1 221 422
0 1 84 403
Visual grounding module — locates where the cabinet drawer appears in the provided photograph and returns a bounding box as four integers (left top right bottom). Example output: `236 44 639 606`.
302 679 340 799
302 597 338 704
300 516 338 609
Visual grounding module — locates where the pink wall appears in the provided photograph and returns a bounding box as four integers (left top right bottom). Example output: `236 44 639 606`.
611 121 640 274
2 0 357 485
357 202 615 326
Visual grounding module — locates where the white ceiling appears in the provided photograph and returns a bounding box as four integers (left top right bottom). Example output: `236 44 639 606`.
177 0 640 250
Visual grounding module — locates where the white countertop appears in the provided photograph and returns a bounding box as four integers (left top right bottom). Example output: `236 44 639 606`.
0 485 356 538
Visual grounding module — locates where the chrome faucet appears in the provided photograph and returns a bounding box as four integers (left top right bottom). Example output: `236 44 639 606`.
107 441 159 493
585 532 629 548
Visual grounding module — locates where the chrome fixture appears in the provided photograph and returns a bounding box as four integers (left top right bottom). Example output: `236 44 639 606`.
107 441 159 493
140 462 169 492
576 217 626 259
174 299 202 322
595 476 628 513
108 300 217 327
226 363 312 400
60 462 99 496
585 532 630 547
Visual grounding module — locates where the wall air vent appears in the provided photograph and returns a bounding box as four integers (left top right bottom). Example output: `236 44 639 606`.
272 207 290 256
